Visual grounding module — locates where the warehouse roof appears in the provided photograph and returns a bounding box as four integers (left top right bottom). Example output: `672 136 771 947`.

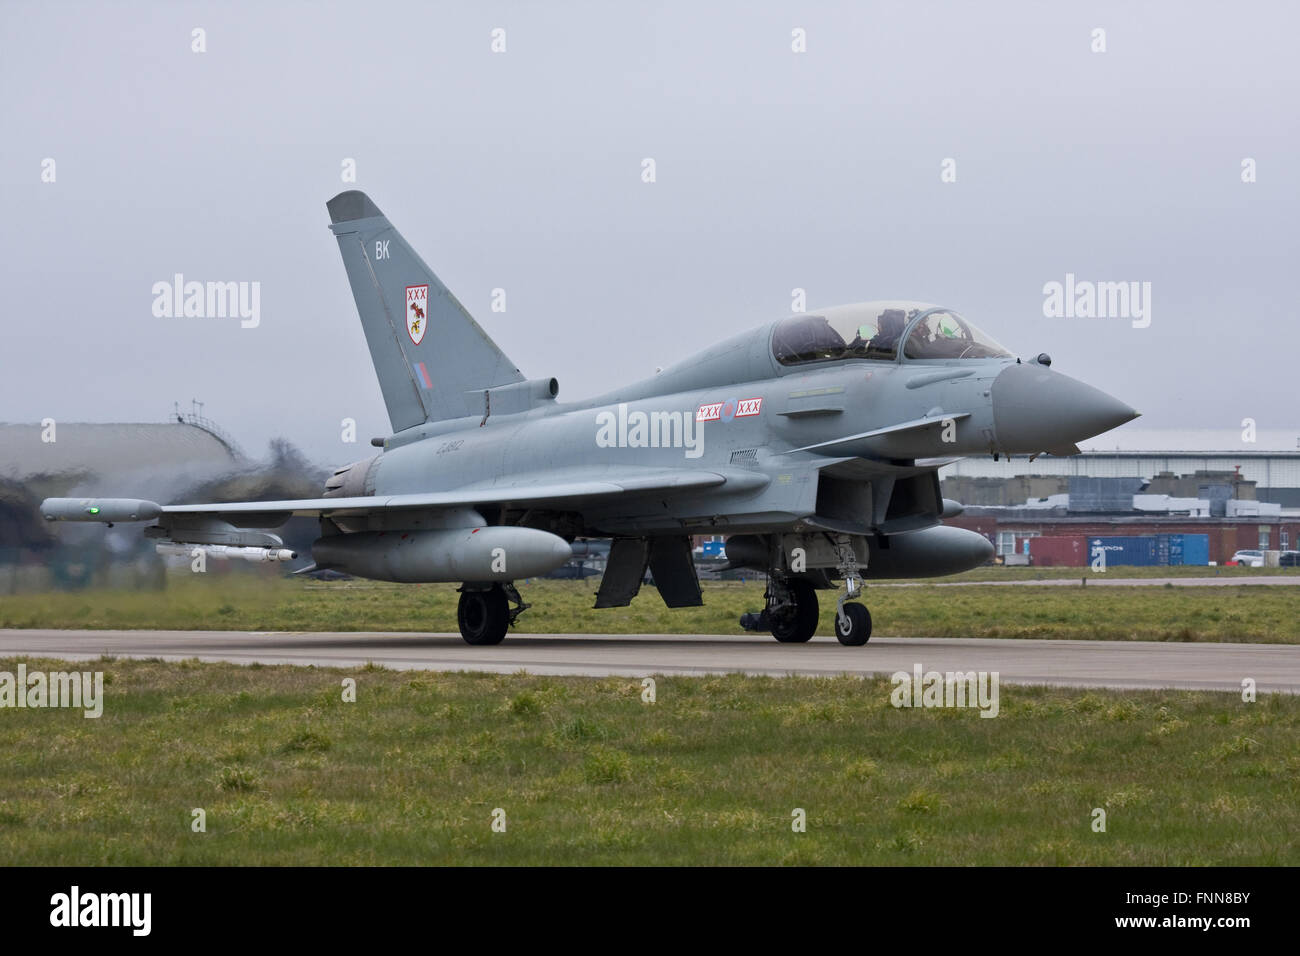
0 422 242 498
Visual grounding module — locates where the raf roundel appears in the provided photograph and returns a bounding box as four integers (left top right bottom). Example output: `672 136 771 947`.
405 284 429 345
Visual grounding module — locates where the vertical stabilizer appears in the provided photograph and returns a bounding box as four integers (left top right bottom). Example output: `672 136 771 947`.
326 191 523 430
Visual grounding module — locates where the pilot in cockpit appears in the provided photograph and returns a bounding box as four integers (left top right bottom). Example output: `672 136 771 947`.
866 308 907 354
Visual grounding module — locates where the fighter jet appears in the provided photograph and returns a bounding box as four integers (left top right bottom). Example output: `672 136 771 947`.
40 191 1138 646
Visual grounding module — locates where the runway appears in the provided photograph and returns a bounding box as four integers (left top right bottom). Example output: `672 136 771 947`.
1 628 1297 693
875 574 1300 588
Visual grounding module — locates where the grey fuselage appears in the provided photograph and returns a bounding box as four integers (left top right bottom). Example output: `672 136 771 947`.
331 305 1134 544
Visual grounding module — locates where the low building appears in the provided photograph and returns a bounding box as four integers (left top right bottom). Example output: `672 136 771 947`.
941 450 1300 506
940 449 1300 564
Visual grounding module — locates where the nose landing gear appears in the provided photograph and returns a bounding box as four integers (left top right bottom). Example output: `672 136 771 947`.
832 536 872 646
835 602 872 646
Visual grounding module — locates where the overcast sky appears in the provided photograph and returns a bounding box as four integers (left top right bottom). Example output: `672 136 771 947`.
3 0 1297 464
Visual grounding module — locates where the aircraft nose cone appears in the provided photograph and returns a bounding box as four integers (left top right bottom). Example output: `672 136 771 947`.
992 363 1138 454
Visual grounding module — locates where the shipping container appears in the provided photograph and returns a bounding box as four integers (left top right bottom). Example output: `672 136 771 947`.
1175 533 1209 566
1028 535 1089 567
1087 535 1159 567
1154 533 1211 566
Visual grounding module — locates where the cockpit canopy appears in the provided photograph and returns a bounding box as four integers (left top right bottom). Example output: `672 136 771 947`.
771 301 1011 366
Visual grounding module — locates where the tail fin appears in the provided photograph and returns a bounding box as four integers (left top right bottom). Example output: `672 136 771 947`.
326 190 523 431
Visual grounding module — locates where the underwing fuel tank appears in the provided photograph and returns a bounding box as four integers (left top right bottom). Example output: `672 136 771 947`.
864 525 994 578
726 525 994 579
310 526 573 583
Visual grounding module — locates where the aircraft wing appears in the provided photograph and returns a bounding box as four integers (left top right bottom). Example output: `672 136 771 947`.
40 467 770 528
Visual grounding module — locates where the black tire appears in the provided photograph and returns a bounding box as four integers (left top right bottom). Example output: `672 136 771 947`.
458 586 510 645
835 603 872 646
771 579 819 643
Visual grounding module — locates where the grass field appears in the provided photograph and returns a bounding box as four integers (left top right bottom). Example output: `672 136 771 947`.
1 657 1294 865
1 573 1298 643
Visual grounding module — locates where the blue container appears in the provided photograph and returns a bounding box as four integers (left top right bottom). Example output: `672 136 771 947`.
1179 534 1209 566
1155 533 1210 566
1088 535 1158 567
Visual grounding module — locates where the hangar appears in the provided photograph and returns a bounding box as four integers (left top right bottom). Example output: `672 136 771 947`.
0 414 243 552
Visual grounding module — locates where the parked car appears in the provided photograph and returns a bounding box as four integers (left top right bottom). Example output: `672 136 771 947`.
1280 551 1300 568
1231 549 1265 567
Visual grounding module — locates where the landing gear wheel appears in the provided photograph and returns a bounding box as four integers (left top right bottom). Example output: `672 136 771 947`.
458 585 510 645
771 579 819 643
835 603 872 646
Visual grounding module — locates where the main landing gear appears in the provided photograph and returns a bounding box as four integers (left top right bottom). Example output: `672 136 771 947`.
740 577 820 643
457 582 530 645
738 534 873 646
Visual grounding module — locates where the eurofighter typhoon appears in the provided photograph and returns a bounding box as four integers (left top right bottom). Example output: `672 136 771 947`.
41 192 1139 646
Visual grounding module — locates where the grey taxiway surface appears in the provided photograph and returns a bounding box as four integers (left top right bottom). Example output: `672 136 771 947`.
876 574 1300 588
1 628 1297 693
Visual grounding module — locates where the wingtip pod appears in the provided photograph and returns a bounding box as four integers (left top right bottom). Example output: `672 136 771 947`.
326 190 384 224
40 498 162 523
